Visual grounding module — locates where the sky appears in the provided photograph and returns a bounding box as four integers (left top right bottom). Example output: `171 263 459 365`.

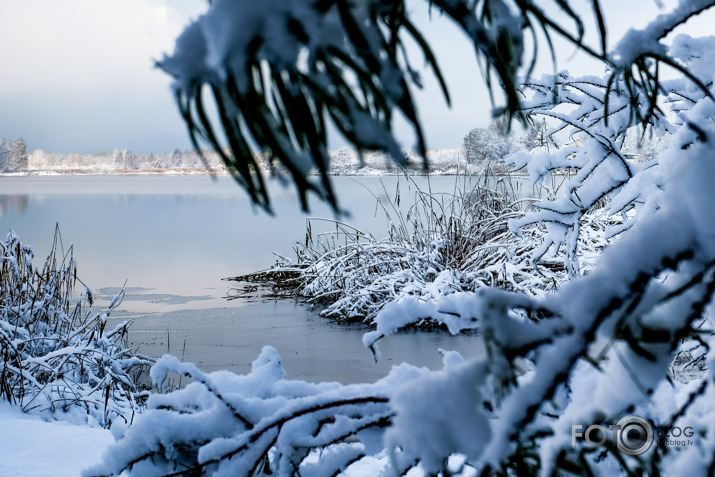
0 0 711 154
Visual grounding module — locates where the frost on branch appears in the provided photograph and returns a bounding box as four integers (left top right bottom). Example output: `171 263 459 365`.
365 124 715 474
507 69 655 277
366 27 715 475
507 20 715 278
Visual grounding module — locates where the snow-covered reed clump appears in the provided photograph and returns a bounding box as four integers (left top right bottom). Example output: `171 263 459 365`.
0 228 151 427
229 175 616 325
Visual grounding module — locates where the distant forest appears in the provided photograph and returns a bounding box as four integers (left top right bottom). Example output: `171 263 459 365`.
26 147 228 174
0 127 658 176
0 138 484 175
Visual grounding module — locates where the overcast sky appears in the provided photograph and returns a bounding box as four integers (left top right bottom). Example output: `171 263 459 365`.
0 0 710 154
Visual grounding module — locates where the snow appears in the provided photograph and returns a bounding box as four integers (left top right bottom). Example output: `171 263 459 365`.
5 1 715 475
386 358 491 473
158 21 213 94
611 0 714 66
0 402 113 477
84 346 494 476
0 399 396 476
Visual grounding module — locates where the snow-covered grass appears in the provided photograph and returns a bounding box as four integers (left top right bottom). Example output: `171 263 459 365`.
0 228 151 427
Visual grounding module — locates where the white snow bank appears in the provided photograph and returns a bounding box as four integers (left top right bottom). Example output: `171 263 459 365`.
0 402 113 477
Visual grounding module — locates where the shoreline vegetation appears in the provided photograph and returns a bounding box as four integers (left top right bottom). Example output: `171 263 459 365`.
226 173 616 326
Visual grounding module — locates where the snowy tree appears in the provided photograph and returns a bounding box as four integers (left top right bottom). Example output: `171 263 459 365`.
112 149 125 169
92 2 715 476
146 153 158 169
0 138 28 172
463 120 516 164
171 148 183 168
0 138 9 172
66 153 83 169
124 150 141 170
519 118 550 151
181 149 202 169
8 138 28 171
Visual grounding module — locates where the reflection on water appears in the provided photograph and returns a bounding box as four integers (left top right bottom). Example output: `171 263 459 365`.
0 195 27 216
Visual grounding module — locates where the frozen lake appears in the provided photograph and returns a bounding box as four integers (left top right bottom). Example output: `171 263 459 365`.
0 174 502 382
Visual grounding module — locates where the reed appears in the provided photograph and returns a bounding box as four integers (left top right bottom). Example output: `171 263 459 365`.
227 173 615 325
0 226 152 426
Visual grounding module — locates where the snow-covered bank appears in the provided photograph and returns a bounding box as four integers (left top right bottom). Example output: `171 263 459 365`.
0 402 113 477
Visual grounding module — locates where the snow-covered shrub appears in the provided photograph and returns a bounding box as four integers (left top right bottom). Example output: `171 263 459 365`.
0 229 152 427
229 175 615 324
